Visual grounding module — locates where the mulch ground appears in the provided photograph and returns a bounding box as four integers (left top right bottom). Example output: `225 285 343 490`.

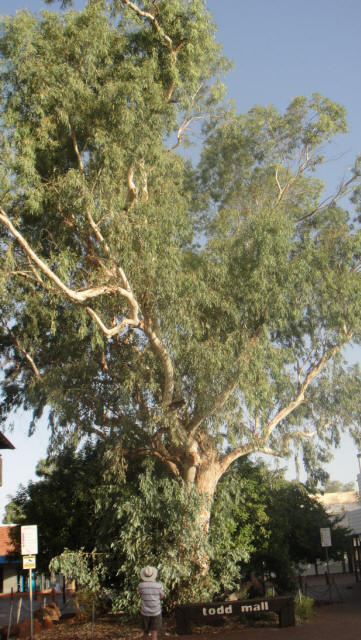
34 601 361 640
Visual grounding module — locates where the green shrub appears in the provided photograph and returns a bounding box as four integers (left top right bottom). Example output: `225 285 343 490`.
295 591 315 623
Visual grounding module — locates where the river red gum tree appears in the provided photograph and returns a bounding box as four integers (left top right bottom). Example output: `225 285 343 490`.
1 0 361 541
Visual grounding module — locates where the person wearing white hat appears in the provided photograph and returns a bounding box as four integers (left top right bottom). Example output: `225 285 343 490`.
138 566 164 640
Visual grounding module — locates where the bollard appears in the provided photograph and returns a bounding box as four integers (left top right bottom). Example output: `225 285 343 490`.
16 598 22 624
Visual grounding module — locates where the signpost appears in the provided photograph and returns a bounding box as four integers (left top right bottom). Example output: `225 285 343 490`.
21 526 38 640
320 527 332 575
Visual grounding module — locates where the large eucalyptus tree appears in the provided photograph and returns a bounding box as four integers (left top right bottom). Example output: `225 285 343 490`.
1 0 361 548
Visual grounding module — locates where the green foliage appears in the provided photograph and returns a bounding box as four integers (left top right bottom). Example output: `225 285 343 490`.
49 548 109 619
8 444 246 612
1 0 361 490
1 0 361 601
49 548 102 592
1 0 361 481
213 460 351 594
210 461 269 589
97 460 216 614
294 592 315 624
3 445 102 572
5 446 351 612
322 479 355 492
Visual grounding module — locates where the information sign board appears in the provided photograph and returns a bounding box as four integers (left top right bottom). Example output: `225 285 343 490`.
23 556 36 570
21 525 38 555
320 527 332 548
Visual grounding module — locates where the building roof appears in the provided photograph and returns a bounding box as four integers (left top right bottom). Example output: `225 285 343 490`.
0 433 15 450
316 491 360 507
0 526 17 556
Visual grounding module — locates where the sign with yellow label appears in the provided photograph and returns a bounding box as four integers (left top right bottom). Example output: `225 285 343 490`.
23 556 36 569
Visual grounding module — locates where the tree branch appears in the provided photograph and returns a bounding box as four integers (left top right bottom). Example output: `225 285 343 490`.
296 174 357 222
86 306 139 338
167 114 204 152
218 334 352 477
5 322 41 379
263 342 347 441
0 208 118 303
124 164 138 210
74 417 108 440
69 123 84 173
121 0 182 102
282 429 316 448
1 210 176 399
140 316 174 405
186 380 238 438
0 207 143 336
121 0 174 54
115 444 181 478
218 442 284 477
186 323 264 438
273 150 311 208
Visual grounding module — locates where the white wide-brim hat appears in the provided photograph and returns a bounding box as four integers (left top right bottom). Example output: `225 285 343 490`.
140 566 158 581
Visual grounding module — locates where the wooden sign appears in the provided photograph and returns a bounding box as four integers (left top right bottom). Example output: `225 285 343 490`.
175 596 295 634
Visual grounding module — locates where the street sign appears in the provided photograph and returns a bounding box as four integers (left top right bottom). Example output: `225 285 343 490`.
320 527 332 548
23 556 36 570
20 526 38 640
21 525 38 555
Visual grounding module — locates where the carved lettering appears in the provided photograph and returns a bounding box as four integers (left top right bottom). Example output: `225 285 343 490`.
241 601 269 612
202 604 233 616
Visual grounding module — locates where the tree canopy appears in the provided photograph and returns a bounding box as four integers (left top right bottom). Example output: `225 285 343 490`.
213 461 352 593
1 0 361 581
322 479 356 493
4 445 101 573
6 449 350 607
4 445 250 608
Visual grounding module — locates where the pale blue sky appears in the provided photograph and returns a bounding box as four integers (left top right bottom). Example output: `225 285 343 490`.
0 0 361 517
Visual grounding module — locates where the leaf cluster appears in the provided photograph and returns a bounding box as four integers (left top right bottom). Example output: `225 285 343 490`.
214 459 351 593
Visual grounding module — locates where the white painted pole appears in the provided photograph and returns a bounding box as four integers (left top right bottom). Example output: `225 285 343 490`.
29 569 33 640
